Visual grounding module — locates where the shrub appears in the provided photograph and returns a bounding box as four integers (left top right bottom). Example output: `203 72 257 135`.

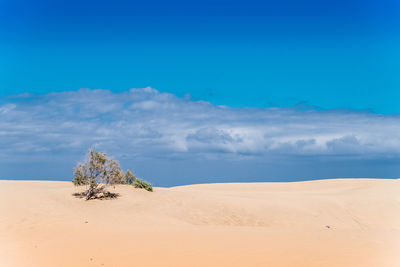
72 149 126 200
133 178 153 192
72 149 153 199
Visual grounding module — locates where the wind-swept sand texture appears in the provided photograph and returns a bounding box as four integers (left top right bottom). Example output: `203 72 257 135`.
1 179 399 266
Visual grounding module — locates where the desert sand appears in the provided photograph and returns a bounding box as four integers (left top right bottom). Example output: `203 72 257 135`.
0 179 399 267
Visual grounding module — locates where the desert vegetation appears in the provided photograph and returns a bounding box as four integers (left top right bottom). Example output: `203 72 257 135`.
72 149 152 200
133 178 153 192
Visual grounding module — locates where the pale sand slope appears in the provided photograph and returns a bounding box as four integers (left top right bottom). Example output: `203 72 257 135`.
1 179 400 267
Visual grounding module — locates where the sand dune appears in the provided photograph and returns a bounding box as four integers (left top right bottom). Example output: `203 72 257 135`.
1 179 399 266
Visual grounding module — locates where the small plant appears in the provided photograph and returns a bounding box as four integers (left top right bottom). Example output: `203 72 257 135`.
133 178 153 192
73 149 125 200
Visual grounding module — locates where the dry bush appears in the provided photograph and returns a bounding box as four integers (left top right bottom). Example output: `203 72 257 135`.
73 149 153 199
73 149 125 200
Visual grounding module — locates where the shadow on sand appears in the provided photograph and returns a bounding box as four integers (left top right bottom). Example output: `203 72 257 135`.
72 191 120 200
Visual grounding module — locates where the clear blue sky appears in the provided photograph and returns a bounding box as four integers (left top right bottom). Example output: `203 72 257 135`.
1 0 399 113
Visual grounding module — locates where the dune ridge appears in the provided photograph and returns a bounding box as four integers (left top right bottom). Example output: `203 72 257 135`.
1 179 399 266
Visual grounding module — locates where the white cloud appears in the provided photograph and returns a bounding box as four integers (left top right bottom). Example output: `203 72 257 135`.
0 104 16 114
0 87 399 163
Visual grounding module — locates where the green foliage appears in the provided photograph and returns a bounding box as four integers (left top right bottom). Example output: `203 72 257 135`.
72 164 87 186
133 178 153 192
125 169 136 184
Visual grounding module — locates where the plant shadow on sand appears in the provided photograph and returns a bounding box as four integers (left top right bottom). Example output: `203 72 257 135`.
72 191 120 200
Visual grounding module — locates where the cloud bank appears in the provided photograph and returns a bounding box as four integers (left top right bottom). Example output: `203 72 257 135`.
0 88 399 184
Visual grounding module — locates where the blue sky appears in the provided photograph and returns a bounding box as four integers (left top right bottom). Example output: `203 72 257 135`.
0 0 399 185
1 0 399 113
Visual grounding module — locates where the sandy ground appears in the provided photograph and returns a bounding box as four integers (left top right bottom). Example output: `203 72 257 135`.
0 179 399 267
